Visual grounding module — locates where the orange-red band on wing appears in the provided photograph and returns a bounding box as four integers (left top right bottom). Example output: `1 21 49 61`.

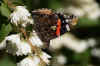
56 19 61 36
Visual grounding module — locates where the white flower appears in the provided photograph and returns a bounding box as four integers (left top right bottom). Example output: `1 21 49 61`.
66 6 85 17
50 37 64 50
5 34 32 56
87 38 96 47
91 48 100 58
65 0 100 20
82 3 100 19
40 52 51 64
50 33 90 53
10 6 34 27
16 42 32 56
17 55 40 66
56 54 67 64
75 40 88 53
0 40 6 50
78 0 95 3
29 31 44 48
17 53 51 66
0 32 44 56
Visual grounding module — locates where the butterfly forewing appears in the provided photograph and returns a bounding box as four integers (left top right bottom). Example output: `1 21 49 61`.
32 8 78 48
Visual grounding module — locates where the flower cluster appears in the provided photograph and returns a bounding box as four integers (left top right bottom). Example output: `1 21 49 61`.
65 0 100 19
50 33 96 53
0 6 51 66
10 6 34 27
17 53 51 66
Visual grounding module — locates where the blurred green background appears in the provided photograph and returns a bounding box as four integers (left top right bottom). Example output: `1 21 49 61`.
0 0 100 66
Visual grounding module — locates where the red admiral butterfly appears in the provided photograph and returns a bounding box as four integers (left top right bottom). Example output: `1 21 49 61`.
32 8 78 47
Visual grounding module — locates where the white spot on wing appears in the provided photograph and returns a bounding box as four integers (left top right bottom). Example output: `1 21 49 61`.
65 19 69 23
66 24 70 31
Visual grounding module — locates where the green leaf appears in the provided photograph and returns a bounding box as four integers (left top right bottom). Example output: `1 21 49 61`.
77 18 99 27
0 54 16 66
0 3 11 17
74 49 91 66
0 24 12 42
49 0 63 9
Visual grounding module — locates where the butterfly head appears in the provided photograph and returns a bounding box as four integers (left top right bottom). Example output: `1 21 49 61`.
55 12 78 36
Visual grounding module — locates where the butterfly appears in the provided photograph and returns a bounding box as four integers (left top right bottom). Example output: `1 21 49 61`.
32 8 78 47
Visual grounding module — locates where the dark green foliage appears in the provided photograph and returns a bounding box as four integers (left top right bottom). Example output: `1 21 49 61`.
73 49 91 66
0 54 16 66
0 3 11 17
77 18 100 27
0 24 12 42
